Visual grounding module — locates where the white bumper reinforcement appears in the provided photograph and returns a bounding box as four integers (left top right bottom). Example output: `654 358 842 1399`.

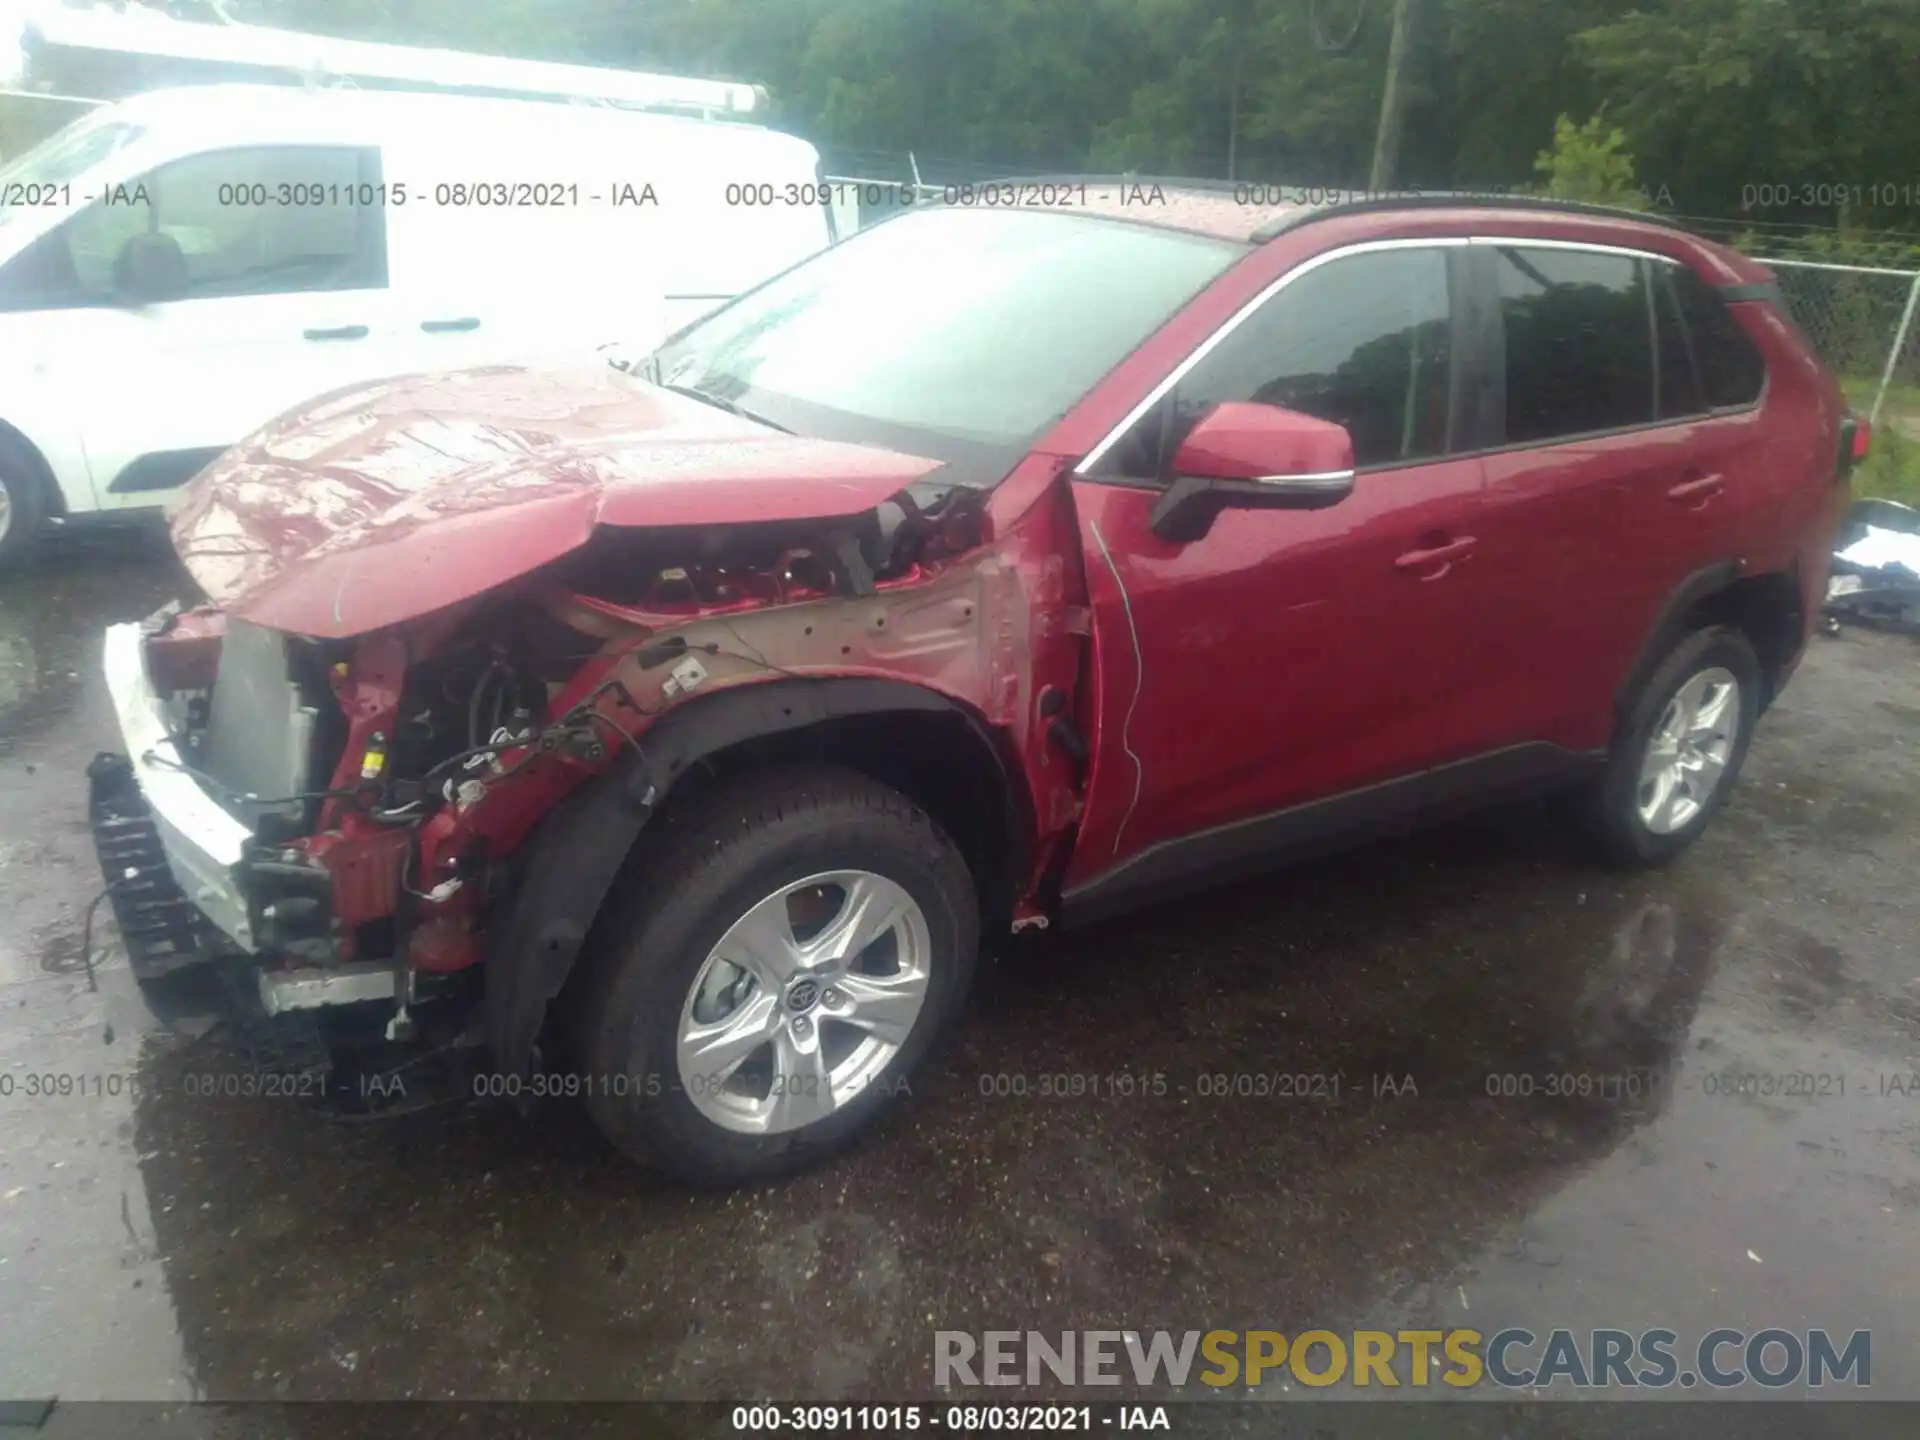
100 622 259 953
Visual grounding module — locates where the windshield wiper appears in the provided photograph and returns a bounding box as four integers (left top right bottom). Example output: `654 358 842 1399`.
653 379 793 435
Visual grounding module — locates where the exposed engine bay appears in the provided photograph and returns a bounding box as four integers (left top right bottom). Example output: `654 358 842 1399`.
114 482 1004 1029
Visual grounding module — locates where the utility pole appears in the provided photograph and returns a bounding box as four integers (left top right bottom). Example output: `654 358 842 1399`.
1368 0 1421 191
1227 43 1244 180
1225 0 1257 182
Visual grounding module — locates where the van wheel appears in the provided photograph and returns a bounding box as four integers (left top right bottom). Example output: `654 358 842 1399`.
1583 626 1762 866
575 766 978 1187
0 438 49 574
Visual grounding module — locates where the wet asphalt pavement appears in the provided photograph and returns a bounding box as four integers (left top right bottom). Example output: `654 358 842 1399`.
1 528 1917 1421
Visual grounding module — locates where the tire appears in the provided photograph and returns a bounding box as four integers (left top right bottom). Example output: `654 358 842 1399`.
574 764 978 1187
1582 625 1763 866
0 435 49 576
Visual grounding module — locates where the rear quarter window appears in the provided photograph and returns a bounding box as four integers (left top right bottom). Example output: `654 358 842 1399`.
1667 264 1767 408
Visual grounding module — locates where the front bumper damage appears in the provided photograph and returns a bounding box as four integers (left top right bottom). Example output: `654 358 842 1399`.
88 750 338 1084
85 451 1085 1111
96 620 400 1014
89 623 448 1105
87 751 219 984
98 621 257 955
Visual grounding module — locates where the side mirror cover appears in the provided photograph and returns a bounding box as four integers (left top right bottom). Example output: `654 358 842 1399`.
1148 402 1357 542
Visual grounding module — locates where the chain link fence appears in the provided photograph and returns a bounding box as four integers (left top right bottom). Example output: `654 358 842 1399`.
818 150 976 232
1753 258 1920 436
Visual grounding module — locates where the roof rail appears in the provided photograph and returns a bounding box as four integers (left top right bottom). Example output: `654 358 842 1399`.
966 173 1253 195
19 4 762 117
1249 191 1702 243
955 177 1704 244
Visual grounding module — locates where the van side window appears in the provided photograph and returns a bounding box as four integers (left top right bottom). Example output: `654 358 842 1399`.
1666 263 1767 408
1095 247 1455 478
1495 246 1654 442
0 145 385 310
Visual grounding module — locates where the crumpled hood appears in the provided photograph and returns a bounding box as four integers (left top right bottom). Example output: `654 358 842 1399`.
171 363 943 639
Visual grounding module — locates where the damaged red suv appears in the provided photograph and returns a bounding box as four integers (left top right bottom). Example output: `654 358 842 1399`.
92 190 1857 1184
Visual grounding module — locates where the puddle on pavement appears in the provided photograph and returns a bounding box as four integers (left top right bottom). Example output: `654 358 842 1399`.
61 800 1745 1400
3 547 1916 1402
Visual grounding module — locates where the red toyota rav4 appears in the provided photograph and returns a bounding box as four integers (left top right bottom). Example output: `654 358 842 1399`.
92 190 1859 1185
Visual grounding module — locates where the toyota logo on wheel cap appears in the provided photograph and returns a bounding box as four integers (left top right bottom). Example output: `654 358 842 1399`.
786 979 820 1012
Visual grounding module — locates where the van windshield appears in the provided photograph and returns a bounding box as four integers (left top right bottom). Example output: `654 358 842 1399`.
0 116 145 228
646 206 1242 485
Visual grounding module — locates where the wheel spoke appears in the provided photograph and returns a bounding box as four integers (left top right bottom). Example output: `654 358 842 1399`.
1668 685 1700 736
1639 735 1679 788
1657 771 1690 831
1654 695 1686 743
1639 765 1677 829
720 895 805 987
678 989 779 1089
830 970 924 1048
807 872 913 968
1686 747 1728 792
1690 681 1736 739
765 1026 835 1131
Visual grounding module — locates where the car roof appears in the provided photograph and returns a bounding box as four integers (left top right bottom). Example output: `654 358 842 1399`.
99 83 818 163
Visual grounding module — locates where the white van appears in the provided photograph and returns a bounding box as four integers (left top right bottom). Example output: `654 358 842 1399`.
0 82 834 568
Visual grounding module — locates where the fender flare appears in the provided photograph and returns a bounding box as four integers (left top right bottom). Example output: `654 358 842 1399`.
1613 560 1742 721
481 675 1014 1077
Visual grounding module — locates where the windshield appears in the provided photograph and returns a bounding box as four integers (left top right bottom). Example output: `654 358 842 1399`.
0 114 145 228
648 206 1242 482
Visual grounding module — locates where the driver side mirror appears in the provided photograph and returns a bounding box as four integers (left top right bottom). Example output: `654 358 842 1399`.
1148 401 1356 543
112 231 188 306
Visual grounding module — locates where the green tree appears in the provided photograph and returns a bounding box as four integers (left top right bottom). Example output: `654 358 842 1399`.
1428 0 1635 188
216 0 1920 236
1532 110 1644 206
1575 0 1920 228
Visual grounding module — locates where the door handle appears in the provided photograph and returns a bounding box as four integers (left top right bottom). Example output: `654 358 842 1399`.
1667 473 1725 504
303 324 369 341
1395 536 1477 574
420 316 480 334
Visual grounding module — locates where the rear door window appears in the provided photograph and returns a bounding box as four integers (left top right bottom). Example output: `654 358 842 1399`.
1494 245 1655 443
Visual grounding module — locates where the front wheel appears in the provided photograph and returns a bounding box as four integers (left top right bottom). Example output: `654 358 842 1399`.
0 437 50 575
575 765 978 1187
1583 625 1762 866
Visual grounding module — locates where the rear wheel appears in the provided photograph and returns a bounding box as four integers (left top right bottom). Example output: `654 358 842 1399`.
1583 625 1762 865
575 765 978 1187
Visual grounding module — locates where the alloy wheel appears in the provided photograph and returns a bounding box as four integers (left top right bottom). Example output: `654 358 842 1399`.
675 869 931 1135
1636 667 1742 835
